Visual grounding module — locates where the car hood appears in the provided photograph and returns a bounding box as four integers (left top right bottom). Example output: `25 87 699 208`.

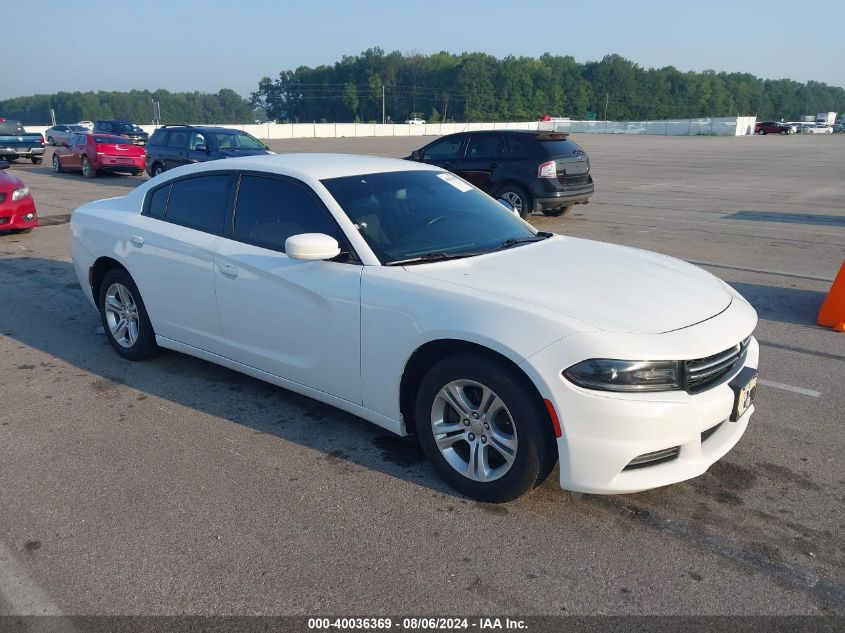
405 235 732 334
218 149 273 158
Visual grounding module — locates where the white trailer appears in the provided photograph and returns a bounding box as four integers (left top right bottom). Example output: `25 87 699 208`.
815 112 836 125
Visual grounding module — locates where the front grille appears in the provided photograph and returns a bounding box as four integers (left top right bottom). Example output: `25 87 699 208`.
0 216 10 225
700 421 724 443
623 446 680 470
684 337 750 394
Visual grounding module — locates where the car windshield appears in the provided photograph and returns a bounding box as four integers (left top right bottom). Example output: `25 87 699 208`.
0 121 25 134
321 170 539 265
214 132 266 150
113 123 143 133
70 125 89 132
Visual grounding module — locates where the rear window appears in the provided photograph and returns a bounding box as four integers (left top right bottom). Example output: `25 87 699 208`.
0 121 25 134
535 134 579 157
93 135 133 145
148 129 169 146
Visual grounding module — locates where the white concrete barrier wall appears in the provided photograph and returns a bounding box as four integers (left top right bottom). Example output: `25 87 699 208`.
24 117 753 139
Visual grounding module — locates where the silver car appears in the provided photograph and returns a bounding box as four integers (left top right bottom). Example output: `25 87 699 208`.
44 124 90 145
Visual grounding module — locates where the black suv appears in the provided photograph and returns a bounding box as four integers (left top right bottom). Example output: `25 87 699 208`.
145 125 273 177
407 130 593 217
92 120 149 145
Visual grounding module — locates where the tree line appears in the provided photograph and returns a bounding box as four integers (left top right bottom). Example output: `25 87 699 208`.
0 89 254 125
250 49 845 123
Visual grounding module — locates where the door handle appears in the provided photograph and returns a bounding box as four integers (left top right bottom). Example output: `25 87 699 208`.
129 235 144 247
488 162 501 169
218 264 239 278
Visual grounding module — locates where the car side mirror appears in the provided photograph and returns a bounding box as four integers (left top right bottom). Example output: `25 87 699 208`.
497 198 518 215
285 233 341 261
411 149 422 161
0 160 9 170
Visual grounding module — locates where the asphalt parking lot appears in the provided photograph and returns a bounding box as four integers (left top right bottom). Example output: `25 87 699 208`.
1 134 843 616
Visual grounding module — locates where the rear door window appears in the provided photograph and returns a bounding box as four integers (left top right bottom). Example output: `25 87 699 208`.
164 174 231 234
465 135 506 159
167 131 189 149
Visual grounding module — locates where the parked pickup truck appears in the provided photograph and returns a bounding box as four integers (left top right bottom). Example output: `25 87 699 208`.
0 118 46 164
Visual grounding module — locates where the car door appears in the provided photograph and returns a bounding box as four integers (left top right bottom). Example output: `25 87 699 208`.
457 134 507 194
418 134 466 173
163 130 190 170
67 134 85 170
212 173 362 403
125 172 233 350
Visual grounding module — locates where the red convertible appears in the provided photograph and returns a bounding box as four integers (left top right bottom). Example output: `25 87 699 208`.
52 132 145 178
0 159 38 233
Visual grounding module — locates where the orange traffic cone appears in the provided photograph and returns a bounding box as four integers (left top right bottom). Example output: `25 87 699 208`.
817 260 845 332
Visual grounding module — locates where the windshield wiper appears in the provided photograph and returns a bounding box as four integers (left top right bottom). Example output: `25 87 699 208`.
386 251 483 266
496 232 553 250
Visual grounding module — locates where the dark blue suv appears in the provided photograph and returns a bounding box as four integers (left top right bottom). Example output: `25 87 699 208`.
145 125 273 177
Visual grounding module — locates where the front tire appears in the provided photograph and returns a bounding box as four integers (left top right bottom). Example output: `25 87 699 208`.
758 129 766 135
98 269 158 361
414 353 557 503
496 185 532 219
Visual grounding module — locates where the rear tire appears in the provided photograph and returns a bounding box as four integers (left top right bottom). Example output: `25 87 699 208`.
31 157 42 165
414 353 557 503
47 136 55 145
81 155 96 178
98 268 158 361
52 154 63 173
496 185 532 219
780 129 788 135
152 163 164 177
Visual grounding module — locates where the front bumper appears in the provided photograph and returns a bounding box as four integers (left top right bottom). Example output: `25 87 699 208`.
0 195 39 231
519 296 758 494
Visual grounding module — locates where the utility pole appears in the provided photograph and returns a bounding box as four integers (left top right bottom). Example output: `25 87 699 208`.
603 93 609 122
382 85 385 124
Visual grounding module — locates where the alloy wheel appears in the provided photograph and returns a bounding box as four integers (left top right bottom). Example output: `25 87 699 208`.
104 283 140 348
430 379 518 482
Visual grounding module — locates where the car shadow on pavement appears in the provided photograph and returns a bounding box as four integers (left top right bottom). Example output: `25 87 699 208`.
0 255 455 498
723 210 845 228
15 163 147 189
729 282 828 327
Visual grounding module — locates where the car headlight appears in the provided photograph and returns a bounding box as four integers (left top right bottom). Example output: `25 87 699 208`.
563 359 682 392
11 186 30 201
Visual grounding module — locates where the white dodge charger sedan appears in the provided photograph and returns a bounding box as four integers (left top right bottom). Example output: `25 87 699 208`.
70 154 759 502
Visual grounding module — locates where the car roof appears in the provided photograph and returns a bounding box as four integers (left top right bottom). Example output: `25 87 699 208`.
161 153 443 181
154 125 245 134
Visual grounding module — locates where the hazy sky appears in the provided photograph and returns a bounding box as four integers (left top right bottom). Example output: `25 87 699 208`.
3 0 842 100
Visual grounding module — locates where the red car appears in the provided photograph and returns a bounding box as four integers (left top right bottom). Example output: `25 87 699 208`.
52 132 145 178
0 159 38 233
754 121 792 135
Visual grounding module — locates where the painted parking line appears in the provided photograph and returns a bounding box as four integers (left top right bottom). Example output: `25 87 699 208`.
758 379 822 398
0 541 63 618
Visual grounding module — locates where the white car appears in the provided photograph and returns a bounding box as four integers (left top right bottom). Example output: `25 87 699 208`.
799 123 833 134
70 154 759 502
404 118 425 125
